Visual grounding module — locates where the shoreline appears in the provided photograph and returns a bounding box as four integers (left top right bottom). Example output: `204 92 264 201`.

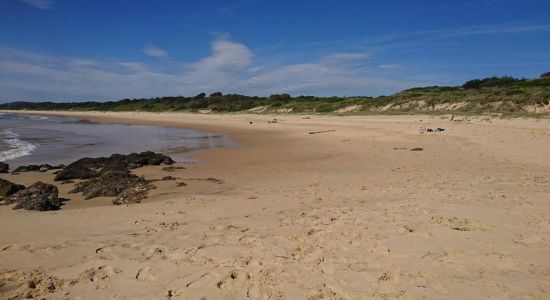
1 111 550 299
0 110 298 169
0 112 236 168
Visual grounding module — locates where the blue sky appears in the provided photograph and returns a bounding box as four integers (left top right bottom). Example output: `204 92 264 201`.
1 0 549 101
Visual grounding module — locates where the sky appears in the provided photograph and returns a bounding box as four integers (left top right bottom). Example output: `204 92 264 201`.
0 0 549 102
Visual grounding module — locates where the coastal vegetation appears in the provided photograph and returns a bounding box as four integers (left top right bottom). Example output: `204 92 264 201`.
1 73 549 116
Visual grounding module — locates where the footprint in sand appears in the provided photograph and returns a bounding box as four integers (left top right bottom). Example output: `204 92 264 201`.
167 288 184 299
216 270 251 290
135 267 157 281
79 265 122 283
143 245 171 259
512 234 549 248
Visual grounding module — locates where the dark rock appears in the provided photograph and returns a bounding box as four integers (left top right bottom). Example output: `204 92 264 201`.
410 148 424 151
39 164 51 172
0 178 25 201
176 182 187 187
54 164 98 181
12 164 65 173
54 151 174 181
13 165 41 172
70 170 153 201
0 162 9 173
161 176 177 181
54 151 173 205
122 151 175 168
42 164 65 171
112 181 154 205
4 182 61 211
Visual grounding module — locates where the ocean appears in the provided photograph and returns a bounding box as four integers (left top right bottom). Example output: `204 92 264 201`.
0 112 234 169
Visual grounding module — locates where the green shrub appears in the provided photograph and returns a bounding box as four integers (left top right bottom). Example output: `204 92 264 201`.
463 76 524 89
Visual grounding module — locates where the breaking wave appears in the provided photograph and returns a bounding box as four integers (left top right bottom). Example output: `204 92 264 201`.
0 129 37 162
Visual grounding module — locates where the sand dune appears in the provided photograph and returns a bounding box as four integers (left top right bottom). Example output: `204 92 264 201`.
1 112 550 299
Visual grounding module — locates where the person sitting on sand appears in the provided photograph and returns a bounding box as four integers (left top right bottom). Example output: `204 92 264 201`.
419 125 427 134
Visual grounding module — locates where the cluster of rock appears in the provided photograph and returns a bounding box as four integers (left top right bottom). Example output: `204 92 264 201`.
54 152 173 181
12 164 65 173
1 162 65 173
0 151 175 211
57 152 174 205
1 182 61 211
70 169 153 204
0 179 61 211
59 151 174 205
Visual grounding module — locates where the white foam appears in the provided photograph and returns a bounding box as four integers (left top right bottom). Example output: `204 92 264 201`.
29 115 49 120
0 129 37 162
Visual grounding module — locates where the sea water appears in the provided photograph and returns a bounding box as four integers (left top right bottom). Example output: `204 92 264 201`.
0 113 235 169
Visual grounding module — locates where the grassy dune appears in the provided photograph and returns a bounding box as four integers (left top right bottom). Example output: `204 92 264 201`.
2 75 550 116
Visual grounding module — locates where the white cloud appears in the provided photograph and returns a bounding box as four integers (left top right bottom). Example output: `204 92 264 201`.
142 45 168 57
19 0 53 10
0 38 417 102
177 37 256 92
193 37 253 71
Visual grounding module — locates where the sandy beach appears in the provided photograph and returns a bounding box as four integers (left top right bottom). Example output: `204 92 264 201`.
1 111 550 299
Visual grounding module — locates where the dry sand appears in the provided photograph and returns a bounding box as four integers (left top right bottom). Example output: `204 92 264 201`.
1 111 550 299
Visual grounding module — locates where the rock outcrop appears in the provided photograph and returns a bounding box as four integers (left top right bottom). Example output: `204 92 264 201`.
0 162 9 173
12 164 65 173
3 181 61 211
0 178 25 201
112 181 155 205
54 164 98 181
1 152 174 210
62 151 171 204
70 169 154 204
54 151 174 181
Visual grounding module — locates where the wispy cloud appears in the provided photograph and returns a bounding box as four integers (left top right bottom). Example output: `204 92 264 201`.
19 0 53 10
142 45 168 57
0 38 417 102
430 23 550 38
358 23 550 50
320 52 370 65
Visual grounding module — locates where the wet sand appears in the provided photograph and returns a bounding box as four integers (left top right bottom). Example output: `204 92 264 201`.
1 111 550 299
